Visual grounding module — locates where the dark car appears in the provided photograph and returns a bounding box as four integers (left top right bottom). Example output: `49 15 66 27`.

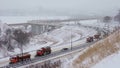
61 48 69 51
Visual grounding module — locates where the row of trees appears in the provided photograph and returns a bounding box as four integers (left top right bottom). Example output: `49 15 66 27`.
103 10 120 23
114 10 120 23
0 28 31 54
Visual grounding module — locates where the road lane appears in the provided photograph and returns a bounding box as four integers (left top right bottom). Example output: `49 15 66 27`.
2 40 98 68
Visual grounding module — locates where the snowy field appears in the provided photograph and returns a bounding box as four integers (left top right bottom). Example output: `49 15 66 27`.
9 25 97 58
24 25 96 52
0 17 98 57
93 51 120 68
0 16 70 24
0 16 120 67
0 18 98 67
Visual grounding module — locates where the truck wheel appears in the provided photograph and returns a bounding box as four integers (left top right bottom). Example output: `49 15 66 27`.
9 62 12 64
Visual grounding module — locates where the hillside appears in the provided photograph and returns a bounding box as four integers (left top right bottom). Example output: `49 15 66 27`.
62 29 120 68
93 51 120 68
76 30 120 68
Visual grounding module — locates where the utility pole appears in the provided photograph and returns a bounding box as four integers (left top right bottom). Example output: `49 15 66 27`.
71 26 72 50
21 43 24 64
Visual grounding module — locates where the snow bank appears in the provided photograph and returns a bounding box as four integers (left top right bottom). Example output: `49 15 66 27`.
93 51 120 68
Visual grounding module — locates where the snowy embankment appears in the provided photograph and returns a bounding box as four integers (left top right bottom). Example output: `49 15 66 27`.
61 29 120 68
93 51 120 68
58 20 120 68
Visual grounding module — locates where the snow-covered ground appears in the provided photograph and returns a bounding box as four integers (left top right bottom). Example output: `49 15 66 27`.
93 51 120 68
0 16 70 24
60 43 120 68
0 19 98 67
0 19 97 57
0 16 120 67
59 20 120 68
19 25 97 54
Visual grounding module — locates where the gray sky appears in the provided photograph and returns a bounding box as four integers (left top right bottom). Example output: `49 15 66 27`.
0 0 120 16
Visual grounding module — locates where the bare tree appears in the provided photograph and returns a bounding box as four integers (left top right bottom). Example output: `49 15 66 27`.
13 29 30 47
114 10 120 23
103 16 112 23
13 29 30 62
5 29 14 51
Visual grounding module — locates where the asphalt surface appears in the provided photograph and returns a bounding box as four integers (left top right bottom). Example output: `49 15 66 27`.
1 40 98 68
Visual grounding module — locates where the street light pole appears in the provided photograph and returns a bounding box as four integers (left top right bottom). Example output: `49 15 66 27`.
20 43 24 64
71 27 72 50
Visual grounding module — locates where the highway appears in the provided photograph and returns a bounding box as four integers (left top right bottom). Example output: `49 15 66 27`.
2 40 99 68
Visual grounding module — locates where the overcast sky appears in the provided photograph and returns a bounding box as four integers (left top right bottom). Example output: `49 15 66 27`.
0 0 120 16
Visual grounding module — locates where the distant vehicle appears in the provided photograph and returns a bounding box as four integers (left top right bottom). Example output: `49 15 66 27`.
94 34 100 39
86 36 94 43
9 46 51 64
86 34 101 43
9 53 31 64
36 46 51 56
61 48 69 51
